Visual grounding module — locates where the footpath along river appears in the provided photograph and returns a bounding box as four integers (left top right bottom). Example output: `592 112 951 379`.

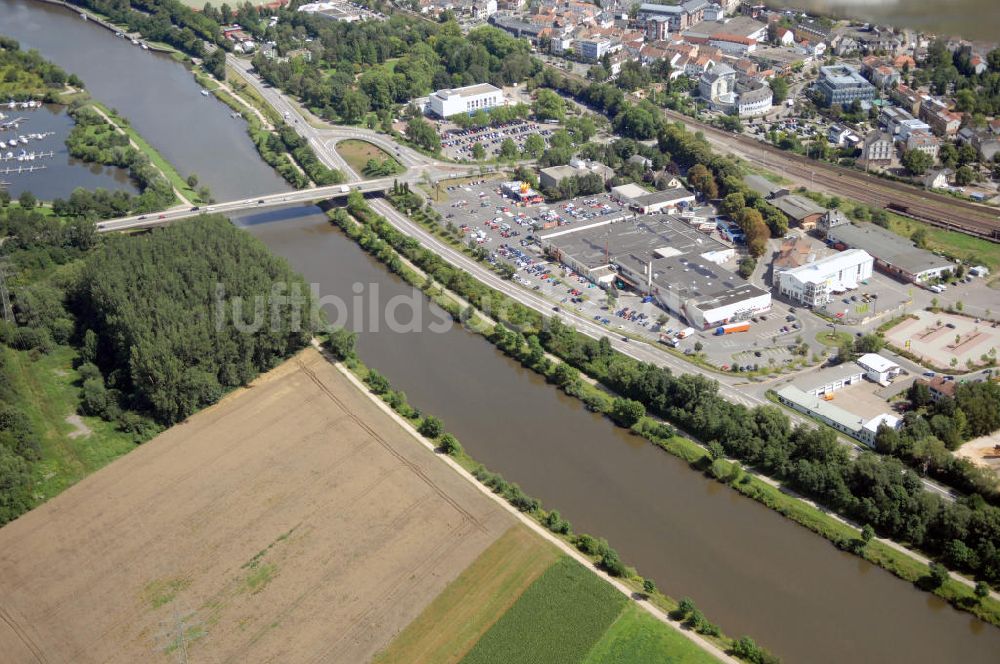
237 204 1000 664
2 0 290 201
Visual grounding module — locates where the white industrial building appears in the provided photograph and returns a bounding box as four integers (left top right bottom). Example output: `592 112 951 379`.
776 385 901 447
539 214 771 329
856 353 902 385
795 363 865 396
427 83 505 118
774 249 874 306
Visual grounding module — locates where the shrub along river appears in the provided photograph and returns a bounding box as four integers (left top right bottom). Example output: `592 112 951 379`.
237 204 1000 664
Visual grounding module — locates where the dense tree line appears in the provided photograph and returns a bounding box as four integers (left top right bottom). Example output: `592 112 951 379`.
0 37 84 100
61 105 176 214
0 205 315 521
0 351 38 524
65 0 223 57
276 124 343 186
546 173 605 201
0 207 99 524
538 317 1000 586
873 380 1000 504
450 103 530 130
251 17 539 124
339 192 1000 589
71 217 313 423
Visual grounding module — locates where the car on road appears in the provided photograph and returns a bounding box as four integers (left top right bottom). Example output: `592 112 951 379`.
190 206 200 211
257 199 265 204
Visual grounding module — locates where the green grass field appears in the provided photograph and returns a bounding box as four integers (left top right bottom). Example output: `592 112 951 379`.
814 330 852 347
374 525 560 664
336 139 402 176
583 603 718 664
884 213 1000 275
2 345 144 503
459 556 627 664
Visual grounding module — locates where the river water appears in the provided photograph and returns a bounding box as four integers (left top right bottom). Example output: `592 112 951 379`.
237 204 1000 664
0 103 135 200
5 0 998 659
757 1 998 43
1 0 290 201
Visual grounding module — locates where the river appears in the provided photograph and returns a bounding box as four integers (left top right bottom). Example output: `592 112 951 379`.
1 0 290 201
0 103 135 200
236 204 1000 664
755 1 997 43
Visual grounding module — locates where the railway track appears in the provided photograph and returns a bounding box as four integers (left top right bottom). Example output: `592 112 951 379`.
658 107 1000 242
543 64 999 242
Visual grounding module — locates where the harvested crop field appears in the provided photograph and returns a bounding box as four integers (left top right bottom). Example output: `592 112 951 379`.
0 347 513 663
374 523 560 664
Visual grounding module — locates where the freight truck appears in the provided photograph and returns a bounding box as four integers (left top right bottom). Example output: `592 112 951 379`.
714 321 750 335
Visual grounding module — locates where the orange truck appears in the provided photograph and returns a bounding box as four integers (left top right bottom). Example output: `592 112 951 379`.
714 322 750 335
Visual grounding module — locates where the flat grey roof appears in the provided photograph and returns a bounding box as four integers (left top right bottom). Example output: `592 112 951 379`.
640 3 683 13
777 385 864 432
826 223 953 276
434 83 500 100
634 187 695 206
793 363 864 394
684 16 766 39
770 194 826 220
541 214 766 303
540 165 581 180
819 65 874 89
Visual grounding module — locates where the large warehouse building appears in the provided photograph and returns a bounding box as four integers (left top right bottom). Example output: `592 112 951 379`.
427 83 505 118
539 215 771 328
774 249 874 306
825 223 953 283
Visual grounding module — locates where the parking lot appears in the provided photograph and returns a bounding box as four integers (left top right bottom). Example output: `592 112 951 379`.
814 269 915 325
885 310 1000 369
430 177 854 368
434 118 556 161
431 180 678 341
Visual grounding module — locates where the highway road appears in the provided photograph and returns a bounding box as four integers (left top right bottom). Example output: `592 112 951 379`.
100 56 957 501
369 197 957 503
227 56 447 181
95 178 400 233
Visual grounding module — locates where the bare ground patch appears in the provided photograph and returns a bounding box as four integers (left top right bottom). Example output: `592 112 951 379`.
65 413 92 439
0 348 512 663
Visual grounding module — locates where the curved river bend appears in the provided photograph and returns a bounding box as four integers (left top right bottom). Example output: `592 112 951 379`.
2 0 290 201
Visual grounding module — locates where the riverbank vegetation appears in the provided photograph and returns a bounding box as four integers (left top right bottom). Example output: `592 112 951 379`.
0 36 83 100
61 104 177 214
330 190 1000 627
321 314 774 663
0 211 313 525
196 67 342 188
66 0 224 58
